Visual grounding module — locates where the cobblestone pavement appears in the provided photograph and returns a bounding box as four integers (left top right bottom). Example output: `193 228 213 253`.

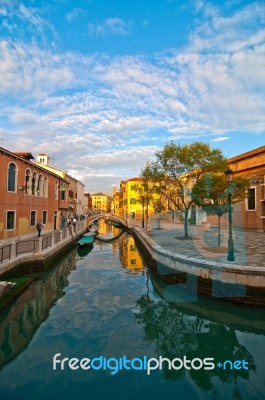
145 220 265 268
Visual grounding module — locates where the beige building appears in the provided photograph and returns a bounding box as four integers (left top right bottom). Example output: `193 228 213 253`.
32 154 85 218
91 193 112 213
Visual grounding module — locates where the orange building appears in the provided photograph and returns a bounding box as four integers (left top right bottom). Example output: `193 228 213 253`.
84 193 93 214
0 148 69 242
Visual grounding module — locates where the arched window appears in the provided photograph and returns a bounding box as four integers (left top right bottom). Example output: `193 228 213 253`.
32 172 39 195
55 180 59 200
25 169 32 195
38 174 44 197
7 162 17 192
43 177 48 198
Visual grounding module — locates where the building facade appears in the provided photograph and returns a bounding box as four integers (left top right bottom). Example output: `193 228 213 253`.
91 193 112 213
117 177 159 221
32 154 85 220
228 146 265 231
0 148 69 242
84 193 93 215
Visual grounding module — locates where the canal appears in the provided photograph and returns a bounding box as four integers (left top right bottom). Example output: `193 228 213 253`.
0 220 264 400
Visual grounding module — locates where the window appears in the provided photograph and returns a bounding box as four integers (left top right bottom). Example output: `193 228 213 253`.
61 190 66 200
7 211 15 230
130 198 136 205
7 163 17 192
25 169 32 195
247 188 256 210
43 211 47 224
30 211 36 227
32 172 39 195
43 177 48 198
55 181 59 200
39 174 44 197
131 185 136 191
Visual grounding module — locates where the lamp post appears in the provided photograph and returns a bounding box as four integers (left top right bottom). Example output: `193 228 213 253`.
225 168 235 261
145 162 149 231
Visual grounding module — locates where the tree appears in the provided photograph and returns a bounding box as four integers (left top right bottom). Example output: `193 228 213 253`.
192 173 249 246
141 142 227 238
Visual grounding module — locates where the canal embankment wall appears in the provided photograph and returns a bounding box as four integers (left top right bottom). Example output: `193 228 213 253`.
0 215 104 279
132 226 265 306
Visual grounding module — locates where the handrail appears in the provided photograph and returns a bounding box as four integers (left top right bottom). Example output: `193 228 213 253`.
0 244 12 264
16 240 38 256
0 224 86 267
42 235 52 250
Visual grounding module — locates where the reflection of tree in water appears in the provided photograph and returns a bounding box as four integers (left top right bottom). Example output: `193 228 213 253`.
135 292 256 397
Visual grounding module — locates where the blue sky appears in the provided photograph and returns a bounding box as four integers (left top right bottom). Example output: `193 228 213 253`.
0 0 265 193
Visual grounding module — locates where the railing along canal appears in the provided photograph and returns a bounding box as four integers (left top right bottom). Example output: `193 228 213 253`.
0 244 12 264
0 223 86 266
16 240 38 256
42 235 53 250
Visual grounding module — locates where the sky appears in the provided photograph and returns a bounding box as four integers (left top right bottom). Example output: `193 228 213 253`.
0 0 265 193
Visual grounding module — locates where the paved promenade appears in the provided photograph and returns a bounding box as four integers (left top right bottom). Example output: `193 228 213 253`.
143 219 265 268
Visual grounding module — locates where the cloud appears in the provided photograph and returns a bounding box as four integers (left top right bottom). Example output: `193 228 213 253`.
211 136 230 142
65 8 83 23
1 1 265 192
0 40 74 96
88 18 131 37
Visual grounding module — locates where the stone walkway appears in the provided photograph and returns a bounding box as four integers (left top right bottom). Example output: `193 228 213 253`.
146 220 265 268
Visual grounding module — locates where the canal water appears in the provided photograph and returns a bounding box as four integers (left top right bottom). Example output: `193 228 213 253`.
0 220 265 400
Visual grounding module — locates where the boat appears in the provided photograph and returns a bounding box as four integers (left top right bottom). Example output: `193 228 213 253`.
77 244 94 257
113 222 122 228
77 235 95 246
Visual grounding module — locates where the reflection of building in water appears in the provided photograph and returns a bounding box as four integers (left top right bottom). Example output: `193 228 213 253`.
0 250 77 369
97 219 119 236
119 236 144 273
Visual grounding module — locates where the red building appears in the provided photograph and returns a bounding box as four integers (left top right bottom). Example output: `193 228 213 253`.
229 145 265 231
0 148 69 242
208 146 265 231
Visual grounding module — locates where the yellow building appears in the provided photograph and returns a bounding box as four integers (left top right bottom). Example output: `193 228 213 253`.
112 187 122 216
92 192 112 213
117 177 161 221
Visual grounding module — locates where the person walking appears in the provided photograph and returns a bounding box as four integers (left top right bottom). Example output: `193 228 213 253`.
36 221 43 237
72 216 77 234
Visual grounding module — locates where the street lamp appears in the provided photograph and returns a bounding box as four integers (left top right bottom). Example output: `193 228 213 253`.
225 168 235 261
145 161 149 231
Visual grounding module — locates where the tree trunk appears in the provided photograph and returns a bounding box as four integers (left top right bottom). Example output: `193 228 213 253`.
184 210 189 238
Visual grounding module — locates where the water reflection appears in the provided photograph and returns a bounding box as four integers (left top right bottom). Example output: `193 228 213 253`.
135 281 254 396
0 250 77 369
96 220 144 274
119 236 144 274
0 229 264 400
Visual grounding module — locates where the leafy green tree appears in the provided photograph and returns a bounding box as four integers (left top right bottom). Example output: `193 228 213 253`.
141 142 227 238
192 174 249 246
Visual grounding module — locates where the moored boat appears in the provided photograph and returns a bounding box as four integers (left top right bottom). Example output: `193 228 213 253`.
77 235 95 246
